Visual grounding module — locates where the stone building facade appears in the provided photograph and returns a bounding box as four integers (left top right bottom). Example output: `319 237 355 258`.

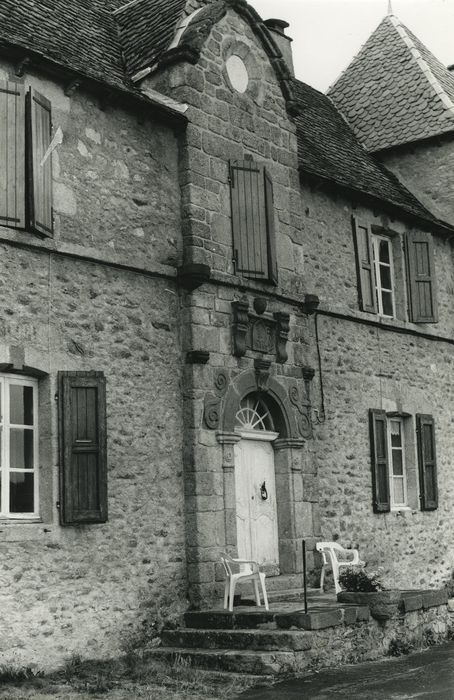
0 0 453 669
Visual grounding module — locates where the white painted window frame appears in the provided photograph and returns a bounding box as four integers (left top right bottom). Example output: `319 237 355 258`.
372 234 396 318
0 374 39 519
387 417 408 510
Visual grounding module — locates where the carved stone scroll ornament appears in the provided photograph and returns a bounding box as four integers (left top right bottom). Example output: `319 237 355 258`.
288 384 313 439
214 369 229 396
204 394 221 430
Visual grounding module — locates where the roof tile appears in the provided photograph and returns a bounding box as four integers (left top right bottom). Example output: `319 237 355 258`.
292 79 443 228
328 15 454 151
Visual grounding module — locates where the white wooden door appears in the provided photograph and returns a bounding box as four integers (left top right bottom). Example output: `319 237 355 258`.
234 434 279 566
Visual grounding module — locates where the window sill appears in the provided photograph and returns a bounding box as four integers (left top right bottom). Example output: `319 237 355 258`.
0 520 57 542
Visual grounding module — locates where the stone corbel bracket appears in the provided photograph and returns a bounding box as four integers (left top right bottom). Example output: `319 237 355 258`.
232 297 250 357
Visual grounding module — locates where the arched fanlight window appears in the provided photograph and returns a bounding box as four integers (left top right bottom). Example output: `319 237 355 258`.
235 392 274 432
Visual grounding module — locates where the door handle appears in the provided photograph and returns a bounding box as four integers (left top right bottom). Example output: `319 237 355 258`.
260 481 268 501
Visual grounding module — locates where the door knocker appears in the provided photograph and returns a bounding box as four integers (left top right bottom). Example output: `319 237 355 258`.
260 481 268 501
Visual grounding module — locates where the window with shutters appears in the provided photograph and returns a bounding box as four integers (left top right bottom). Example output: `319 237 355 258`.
352 218 438 323
0 81 53 236
229 158 278 284
371 234 395 318
0 375 39 518
369 409 437 513
58 371 107 525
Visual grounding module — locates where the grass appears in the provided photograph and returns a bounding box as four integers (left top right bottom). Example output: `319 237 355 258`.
0 653 259 700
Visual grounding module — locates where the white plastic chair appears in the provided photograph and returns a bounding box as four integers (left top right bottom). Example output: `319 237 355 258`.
316 541 365 594
221 553 269 612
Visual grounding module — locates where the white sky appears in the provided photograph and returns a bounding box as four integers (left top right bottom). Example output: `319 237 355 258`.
251 0 454 92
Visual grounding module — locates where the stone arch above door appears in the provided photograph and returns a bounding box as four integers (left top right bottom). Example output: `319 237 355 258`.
220 369 299 439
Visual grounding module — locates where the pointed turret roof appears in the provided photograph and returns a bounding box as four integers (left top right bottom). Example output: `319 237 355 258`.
328 15 454 152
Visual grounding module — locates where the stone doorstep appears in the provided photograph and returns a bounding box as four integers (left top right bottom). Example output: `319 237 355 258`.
162 628 313 652
185 604 370 632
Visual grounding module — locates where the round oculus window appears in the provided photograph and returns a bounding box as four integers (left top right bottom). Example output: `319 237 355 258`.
226 55 249 93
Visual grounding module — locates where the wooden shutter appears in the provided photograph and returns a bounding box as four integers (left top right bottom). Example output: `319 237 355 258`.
59 371 107 525
230 159 268 280
352 217 377 313
27 87 53 236
416 414 438 510
405 231 438 323
264 168 278 285
369 409 390 513
0 81 25 228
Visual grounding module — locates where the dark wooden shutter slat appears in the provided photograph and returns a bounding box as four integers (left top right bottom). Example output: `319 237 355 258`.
406 231 438 323
230 159 268 279
416 414 438 510
59 371 107 525
27 87 53 236
264 168 278 285
352 217 377 313
369 409 390 512
0 81 25 228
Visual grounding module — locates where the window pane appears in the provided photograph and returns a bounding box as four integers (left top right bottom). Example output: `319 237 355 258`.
10 472 34 513
379 264 392 290
392 449 403 476
390 421 402 447
10 428 34 470
393 477 405 505
10 385 33 425
381 291 393 316
378 239 390 264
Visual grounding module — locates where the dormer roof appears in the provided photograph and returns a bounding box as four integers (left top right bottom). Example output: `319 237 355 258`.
328 15 454 152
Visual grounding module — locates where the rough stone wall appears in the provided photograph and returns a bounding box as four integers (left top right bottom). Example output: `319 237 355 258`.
0 59 187 669
378 136 454 228
301 183 454 589
0 59 182 271
307 604 452 670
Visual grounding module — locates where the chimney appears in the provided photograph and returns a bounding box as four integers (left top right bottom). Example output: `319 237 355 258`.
448 64 454 73
264 18 294 78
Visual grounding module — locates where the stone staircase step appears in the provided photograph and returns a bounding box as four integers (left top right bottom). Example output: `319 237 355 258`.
185 609 276 630
162 628 312 652
146 646 299 675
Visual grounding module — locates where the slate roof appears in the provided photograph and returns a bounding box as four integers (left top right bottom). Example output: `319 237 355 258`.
114 0 186 78
0 0 449 231
292 79 448 230
0 0 187 120
0 0 128 92
328 15 454 152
